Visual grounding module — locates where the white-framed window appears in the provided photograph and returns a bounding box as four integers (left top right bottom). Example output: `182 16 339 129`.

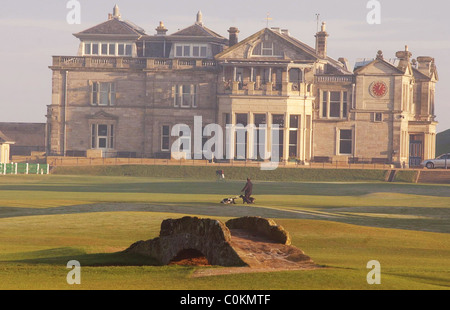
271 114 285 160
252 41 281 57
253 113 267 160
174 84 198 108
321 90 348 119
174 44 208 58
91 82 116 106
338 129 353 155
289 115 300 158
235 113 249 159
84 42 133 56
91 124 114 149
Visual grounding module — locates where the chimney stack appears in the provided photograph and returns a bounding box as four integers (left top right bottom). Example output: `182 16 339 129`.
315 22 329 59
228 27 239 47
395 45 412 72
155 21 168 36
416 56 435 77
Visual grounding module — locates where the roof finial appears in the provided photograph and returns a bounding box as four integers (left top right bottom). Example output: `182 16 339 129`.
315 13 320 32
376 50 384 60
196 11 203 26
265 12 273 28
113 4 121 19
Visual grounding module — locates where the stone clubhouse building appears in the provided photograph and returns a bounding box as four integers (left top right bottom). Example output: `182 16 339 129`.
46 5 439 167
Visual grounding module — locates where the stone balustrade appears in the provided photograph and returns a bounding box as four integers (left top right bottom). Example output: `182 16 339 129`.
52 56 217 70
219 80 314 97
315 74 355 84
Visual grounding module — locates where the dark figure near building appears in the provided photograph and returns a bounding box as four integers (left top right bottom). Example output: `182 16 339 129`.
240 178 255 204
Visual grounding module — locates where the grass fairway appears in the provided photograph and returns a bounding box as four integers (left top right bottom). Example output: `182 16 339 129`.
0 174 449 290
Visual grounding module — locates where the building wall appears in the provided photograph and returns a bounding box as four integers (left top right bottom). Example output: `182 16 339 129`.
0 144 10 163
47 65 218 157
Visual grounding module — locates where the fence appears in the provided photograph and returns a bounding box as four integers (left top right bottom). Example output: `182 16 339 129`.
46 156 395 170
0 163 49 175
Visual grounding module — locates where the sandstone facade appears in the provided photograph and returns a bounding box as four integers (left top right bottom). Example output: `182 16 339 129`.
47 6 438 167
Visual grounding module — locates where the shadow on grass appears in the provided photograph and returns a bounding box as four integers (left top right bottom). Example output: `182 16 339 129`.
2 247 160 267
1 180 450 197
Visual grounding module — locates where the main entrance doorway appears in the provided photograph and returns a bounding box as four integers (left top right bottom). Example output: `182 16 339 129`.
409 134 423 167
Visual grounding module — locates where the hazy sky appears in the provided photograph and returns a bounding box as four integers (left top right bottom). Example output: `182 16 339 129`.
0 0 449 132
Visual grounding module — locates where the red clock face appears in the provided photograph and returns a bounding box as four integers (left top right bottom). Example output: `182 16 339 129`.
371 81 387 97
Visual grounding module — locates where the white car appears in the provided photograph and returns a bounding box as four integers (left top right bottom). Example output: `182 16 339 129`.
421 153 450 169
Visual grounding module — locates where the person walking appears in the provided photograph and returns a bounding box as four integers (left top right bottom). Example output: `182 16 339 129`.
241 178 253 204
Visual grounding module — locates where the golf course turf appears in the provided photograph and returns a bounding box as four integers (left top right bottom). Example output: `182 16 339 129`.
0 170 449 290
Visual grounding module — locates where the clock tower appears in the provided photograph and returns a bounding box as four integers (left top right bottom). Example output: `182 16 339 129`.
351 47 437 168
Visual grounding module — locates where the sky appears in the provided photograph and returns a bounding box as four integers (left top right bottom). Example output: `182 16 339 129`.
0 0 449 132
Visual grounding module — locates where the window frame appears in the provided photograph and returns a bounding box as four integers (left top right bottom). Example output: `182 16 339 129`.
173 84 198 108
161 125 171 151
321 90 349 119
174 43 208 58
374 112 383 122
91 82 116 106
271 114 285 160
253 113 267 160
91 123 115 150
251 40 281 57
338 129 353 155
288 115 300 158
83 42 133 56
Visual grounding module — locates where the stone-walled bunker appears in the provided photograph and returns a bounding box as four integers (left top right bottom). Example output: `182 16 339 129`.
125 216 315 269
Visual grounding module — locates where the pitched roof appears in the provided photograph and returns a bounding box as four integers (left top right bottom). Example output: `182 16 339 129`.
74 18 146 39
412 67 432 80
269 28 352 74
0 130 14 144
215 28 296 59
354 57 406 75
0 123 44 146
171 23 226 40
215 28 351 74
